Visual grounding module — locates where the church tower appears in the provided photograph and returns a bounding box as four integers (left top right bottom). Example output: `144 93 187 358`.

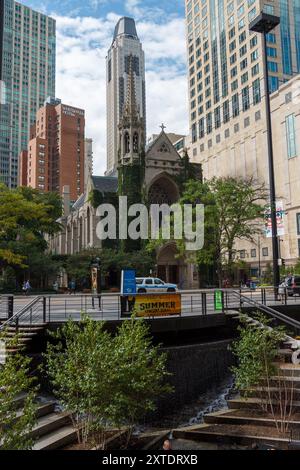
118 54 146 166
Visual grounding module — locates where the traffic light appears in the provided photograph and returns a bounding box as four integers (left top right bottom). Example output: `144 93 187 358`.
282 259 286 267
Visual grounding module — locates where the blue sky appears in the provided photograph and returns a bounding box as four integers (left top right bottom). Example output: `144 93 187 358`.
23 0 187 174
25 0 185 19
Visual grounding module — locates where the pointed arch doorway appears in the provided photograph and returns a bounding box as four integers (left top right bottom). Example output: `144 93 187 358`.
157 243 185 286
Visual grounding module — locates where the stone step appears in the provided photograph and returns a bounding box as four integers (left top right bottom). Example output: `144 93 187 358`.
12 324 47 329
277 364 300 377
228 397 300 411
32 425 77 450
4 337 33 343
4 331 38 338
6 326 45 331
7 401 55 421
275 349 293 359
242 386 300 400
204 409 300 430
266 376 300 388
0 392 28 409
173 423 290 450
29 413 72 440
0 403 58 449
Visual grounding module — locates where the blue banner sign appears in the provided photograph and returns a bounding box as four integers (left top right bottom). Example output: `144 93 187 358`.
121 269 136 296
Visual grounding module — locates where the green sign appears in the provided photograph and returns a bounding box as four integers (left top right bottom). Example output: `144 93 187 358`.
214 290 223 311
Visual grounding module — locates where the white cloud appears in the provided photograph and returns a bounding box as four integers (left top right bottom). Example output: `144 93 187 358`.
53 11 188 176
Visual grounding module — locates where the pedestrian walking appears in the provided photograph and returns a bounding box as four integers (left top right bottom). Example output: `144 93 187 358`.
69 280 76 295
24 280 31 296
278 280 286 304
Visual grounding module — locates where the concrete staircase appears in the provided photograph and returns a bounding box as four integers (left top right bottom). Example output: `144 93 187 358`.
173 364 300 449
0 324 47 363
0 395 77 450
173 317 300 450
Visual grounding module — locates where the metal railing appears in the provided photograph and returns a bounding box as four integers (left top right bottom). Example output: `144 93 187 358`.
0 287 300 327
223 289 300 336
0 296 14 320
0 296 43 333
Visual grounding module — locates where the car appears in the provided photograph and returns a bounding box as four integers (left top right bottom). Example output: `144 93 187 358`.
136 277 177 294
286 276 300 297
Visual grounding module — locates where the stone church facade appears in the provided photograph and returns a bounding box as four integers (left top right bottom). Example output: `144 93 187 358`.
48 56 202 289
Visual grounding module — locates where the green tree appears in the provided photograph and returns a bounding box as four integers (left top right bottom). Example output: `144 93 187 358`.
44 317 113 447
231 315 294 436
0 185 62 289
179 177 267 286
64 248 155 289
43 316 171 449
109 316 172 446
0 336 37 450
231 315 285 392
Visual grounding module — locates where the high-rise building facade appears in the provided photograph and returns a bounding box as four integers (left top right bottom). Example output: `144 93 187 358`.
0 0 56 188
21 97 85 202
185 0 300 169
106 16 146 174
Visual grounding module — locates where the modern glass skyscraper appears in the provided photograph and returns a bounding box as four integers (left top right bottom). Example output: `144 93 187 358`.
106 17 146 175
185 0 300 161
0 0 56 188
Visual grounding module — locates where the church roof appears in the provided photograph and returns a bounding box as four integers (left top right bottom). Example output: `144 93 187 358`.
72 193 85 211
113 17 138 41
146 130 182 160
92 176 118 194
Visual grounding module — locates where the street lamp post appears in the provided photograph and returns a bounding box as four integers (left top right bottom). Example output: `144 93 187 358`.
249 12 281 294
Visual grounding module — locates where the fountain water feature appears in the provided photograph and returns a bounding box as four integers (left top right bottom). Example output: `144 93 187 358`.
149 376 235 430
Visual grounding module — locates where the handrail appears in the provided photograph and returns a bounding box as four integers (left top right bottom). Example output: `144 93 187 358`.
0 296 42 332
229 290 300 332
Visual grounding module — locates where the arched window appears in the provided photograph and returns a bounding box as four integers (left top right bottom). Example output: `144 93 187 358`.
87 207 91 246
124 132 130 153
133 132 139 153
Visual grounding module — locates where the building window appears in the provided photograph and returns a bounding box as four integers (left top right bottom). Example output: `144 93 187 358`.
262 247 269 257
232 93 240 117
286 114 297 158
253 79 261 104
269 76 279 93
240 250 246 259
251 249 257 258
297 214 300 235
255 110 261 121
242 86 250 111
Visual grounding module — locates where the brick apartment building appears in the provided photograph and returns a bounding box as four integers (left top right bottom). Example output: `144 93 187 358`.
20 97 85 203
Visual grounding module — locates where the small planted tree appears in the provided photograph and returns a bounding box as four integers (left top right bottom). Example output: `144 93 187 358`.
0 335 37 450
231 314 294 436
44 315 172 449
44 317 114 448
109 315 172 446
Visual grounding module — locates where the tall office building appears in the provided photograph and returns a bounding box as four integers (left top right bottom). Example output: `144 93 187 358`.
185 0 300 170
21 97 85 202
0 0 56 188
106 16 146 174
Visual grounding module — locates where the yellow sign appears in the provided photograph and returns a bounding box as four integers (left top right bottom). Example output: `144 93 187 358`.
135 294 181 317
